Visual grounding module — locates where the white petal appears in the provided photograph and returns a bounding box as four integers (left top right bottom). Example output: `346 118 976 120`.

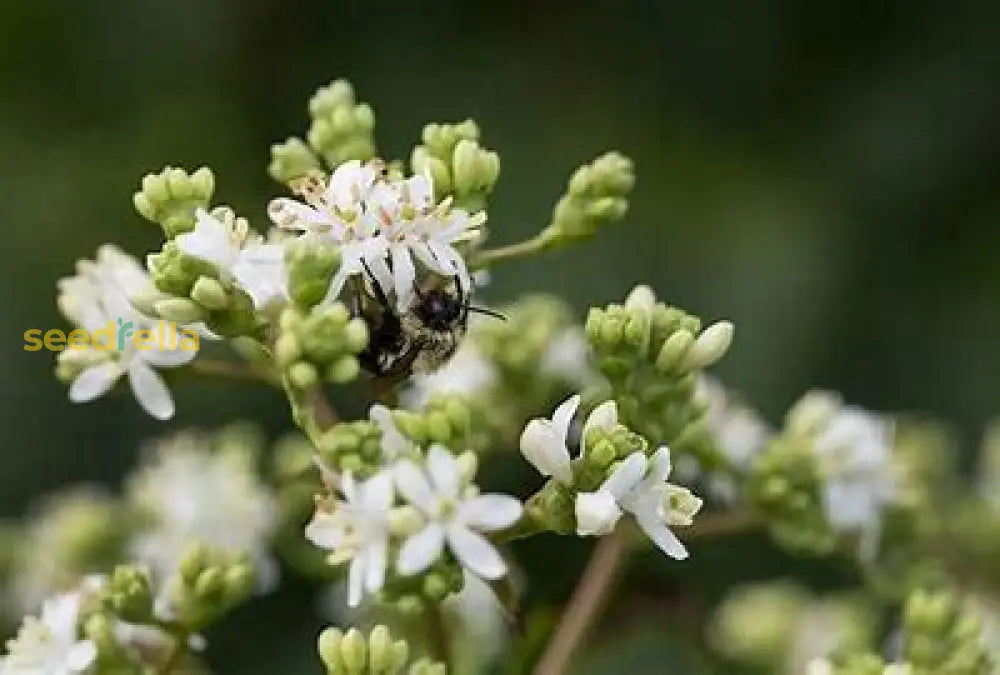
575 491 623 536
369 404 410 458
427 445 460 500
601 452 648 499
394 460 436 513
552 394 582 445
635 508 688 560
139 322 199 367
582 400 618 446
364 536 388 594
267 198 330 231
66 640 98 671
69 362 122 403
457 494 522 531
347 556 365 607
232 243 288 309
397 523 446 576
519 419 573 484
447 525 507 580
127 361 175 420
304 513 343 550
646 446 673 483
391 244 416 312
176 210 233 268
362 471 394 513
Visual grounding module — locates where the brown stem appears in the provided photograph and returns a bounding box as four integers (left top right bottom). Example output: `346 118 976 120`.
305 385 339 427
157 629 189 674
533 527 631 675
680 510 758 541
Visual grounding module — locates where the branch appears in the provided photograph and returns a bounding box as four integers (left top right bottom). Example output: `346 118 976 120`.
533 526 631 675
471 233 552 268
187 358 280 386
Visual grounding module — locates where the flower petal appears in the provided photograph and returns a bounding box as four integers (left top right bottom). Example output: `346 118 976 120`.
364 535 388 594
391 244 416 312
267 198 330 231
646 446 672 483
362 471 394 513
457 494 522 531
427 444 460 500
519 419 572 484
447 525 507 580
66 640 98 671
582 400 618 446
397 523 445 576
393 460 436 513
127 361 175 420
176 209 232 268
347 556 365 607
139 322 199 367
552 394 581 446
69 362 122 403
634 508 688 560
304 513 343 550
369 404 410 458
601 452 647 499
575 490 623 536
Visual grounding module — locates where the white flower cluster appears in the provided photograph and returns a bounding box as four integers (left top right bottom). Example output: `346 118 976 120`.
305 405 521 608
791 391 897 559
520 395 703 560
267 160 483 311
126 432 279 593
0 580 99 675
56 245 201 420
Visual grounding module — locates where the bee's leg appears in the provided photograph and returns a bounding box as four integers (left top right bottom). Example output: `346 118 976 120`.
382 344 423 384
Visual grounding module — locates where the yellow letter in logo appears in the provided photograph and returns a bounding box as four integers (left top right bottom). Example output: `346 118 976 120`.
23 329 43 351
92 321 115 351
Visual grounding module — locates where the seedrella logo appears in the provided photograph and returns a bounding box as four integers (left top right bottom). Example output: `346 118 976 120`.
23 318 199 353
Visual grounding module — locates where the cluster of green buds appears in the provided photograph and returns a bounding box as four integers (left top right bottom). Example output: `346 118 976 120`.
901 588 993 674
133 169 261 332
132 165 215 238
543 151 634 245
275 301 368 392
269 79 375 183
746 425 834 554
410 119 499 212
585 285 733 462
317 625 444 675
162 544 255 630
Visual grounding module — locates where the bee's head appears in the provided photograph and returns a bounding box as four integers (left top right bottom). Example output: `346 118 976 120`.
414 287 465 331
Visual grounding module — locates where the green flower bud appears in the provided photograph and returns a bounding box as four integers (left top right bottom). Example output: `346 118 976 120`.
318 627 346 672
153 297 208 323
387 506 424 537
269 137 321 184
288 361 319 389
307 80 376 166
105 565 154 622
544 151 634 244
286 240 340 309
190 275 229 310
326 356 360 384
340 628 368 672
194 566 225 600
274 333 302 367
682 320 734 370
655 329 695 373
133 166 214 237
409 658 446 675
411 148 452 195
148 241 216 296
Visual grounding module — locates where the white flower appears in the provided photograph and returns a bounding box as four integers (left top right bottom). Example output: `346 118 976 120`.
374 175 483 311
176 208 288 309
126 433 278 589
58 245 197 420
267 161 392 304
809 397 896 559
305 471 394 607
575 447 702 560
403 342 496 409
1 588 97 674
519 395 618 486
394 446 522 580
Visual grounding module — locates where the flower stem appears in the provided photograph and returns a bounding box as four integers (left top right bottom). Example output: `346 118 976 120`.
157 628 190 674
188 358 280 386
471 232 553 268
426 603 452 669
534 526 632 675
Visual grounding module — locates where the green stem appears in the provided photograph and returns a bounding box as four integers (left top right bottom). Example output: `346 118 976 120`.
187 358 280 387
471 232 553 268
157 628 190 675
426 604 452 669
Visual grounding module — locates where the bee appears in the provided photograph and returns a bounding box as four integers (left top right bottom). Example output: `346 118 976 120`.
356 264 502 383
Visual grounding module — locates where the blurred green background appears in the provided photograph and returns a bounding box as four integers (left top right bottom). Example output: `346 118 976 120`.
2 1 999 672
